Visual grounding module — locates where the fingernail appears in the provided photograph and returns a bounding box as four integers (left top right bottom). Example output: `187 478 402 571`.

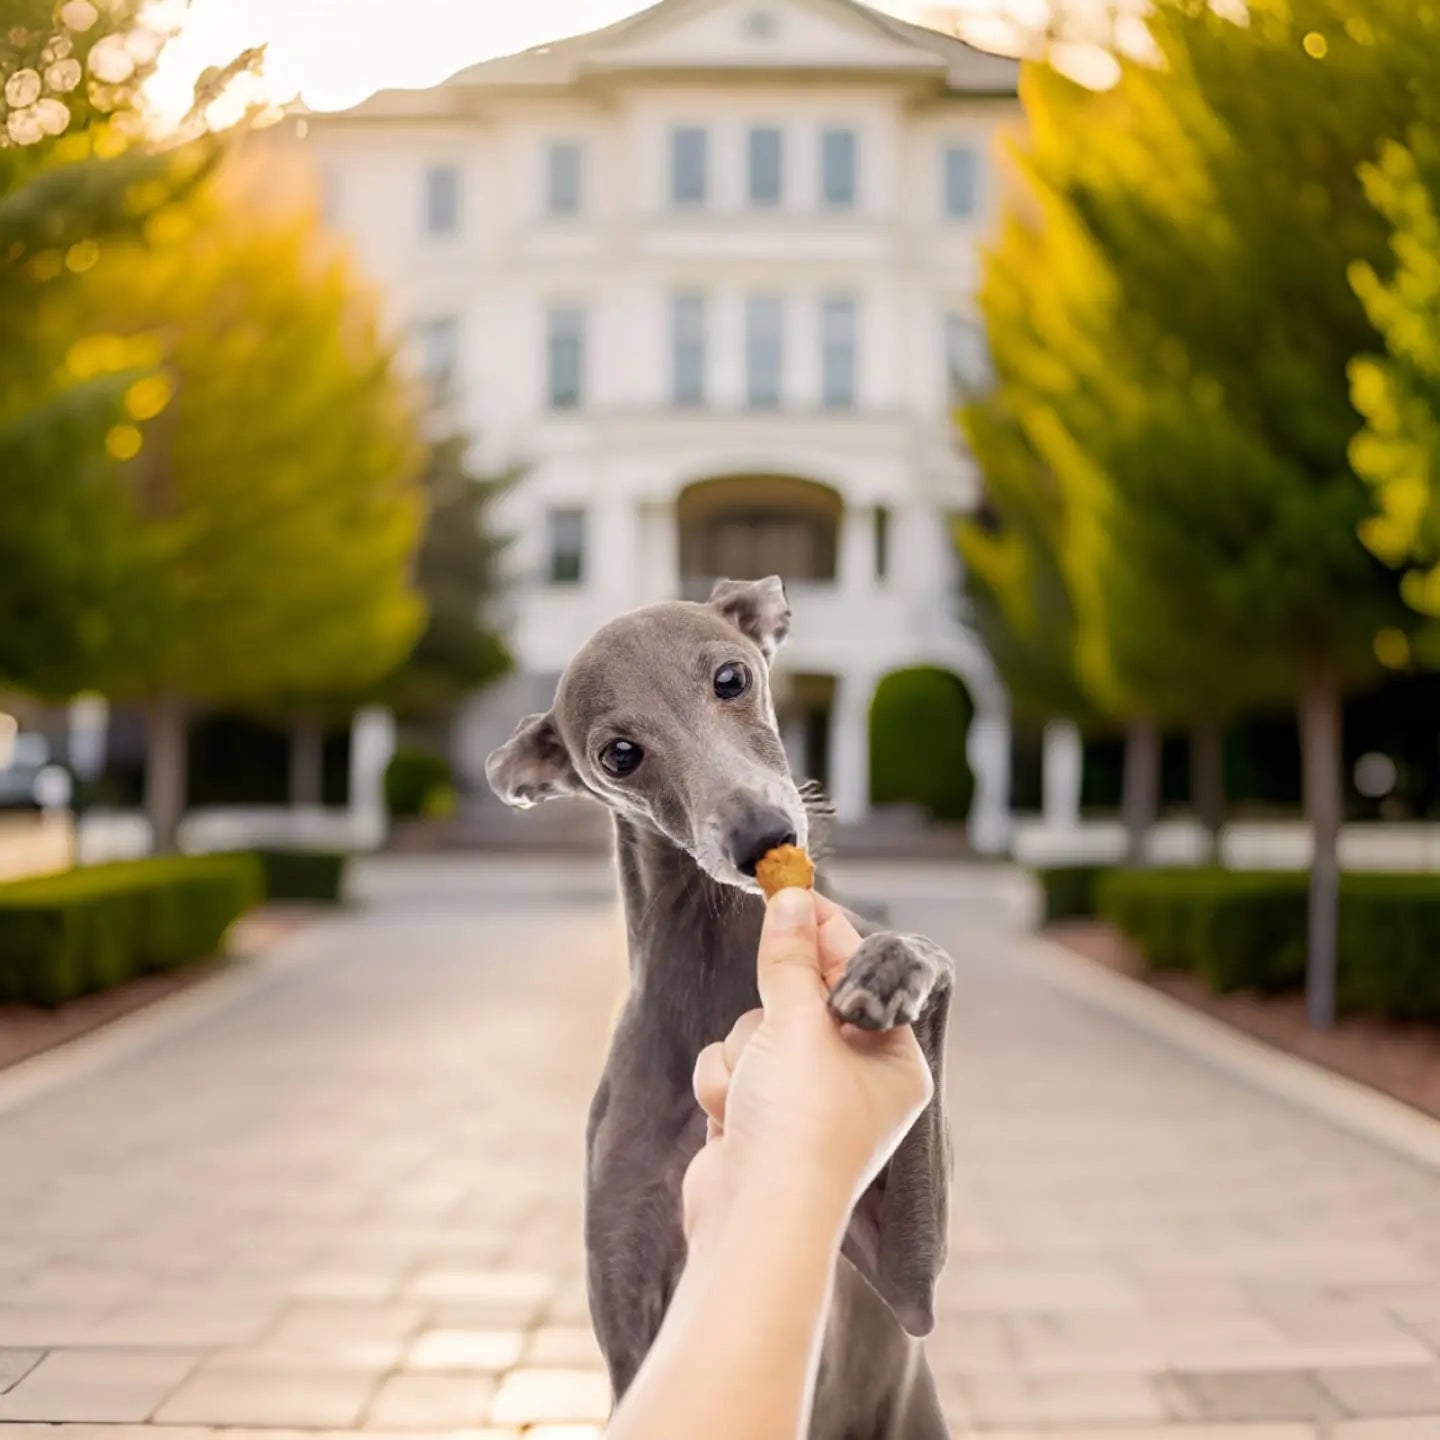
769 887 814 927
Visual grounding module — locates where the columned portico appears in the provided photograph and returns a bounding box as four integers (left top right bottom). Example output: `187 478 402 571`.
968 705 1012 854
838 504 876 598
828 669 873 823
1042 719 1084 831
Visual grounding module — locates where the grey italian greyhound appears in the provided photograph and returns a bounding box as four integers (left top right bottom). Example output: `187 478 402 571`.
486 576 954 1438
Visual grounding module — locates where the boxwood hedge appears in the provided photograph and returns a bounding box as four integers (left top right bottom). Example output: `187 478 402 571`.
252 847 349 903
0 854 262 1008
1035 865 1111 923
1095 867 1440 1020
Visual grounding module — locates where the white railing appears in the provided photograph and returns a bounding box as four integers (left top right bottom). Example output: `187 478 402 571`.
1013 818 1440 872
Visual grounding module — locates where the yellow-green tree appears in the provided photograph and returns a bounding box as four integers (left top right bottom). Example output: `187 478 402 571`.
284 433 515 806
1350 0 1440 645
972 0 1431 1025
79 165 426 849
0 0 218 696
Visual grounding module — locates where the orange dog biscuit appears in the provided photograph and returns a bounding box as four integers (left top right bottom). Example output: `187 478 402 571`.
754 843 815 899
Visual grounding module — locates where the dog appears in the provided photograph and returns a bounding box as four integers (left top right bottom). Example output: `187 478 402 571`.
486 576 954 1438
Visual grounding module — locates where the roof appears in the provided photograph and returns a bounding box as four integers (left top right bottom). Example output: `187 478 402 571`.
379 0 1017 111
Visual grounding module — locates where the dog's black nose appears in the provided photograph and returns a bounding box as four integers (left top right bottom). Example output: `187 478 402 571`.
727 809 798 877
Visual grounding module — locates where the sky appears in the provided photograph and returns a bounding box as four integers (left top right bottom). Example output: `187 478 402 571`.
144 0 1069 124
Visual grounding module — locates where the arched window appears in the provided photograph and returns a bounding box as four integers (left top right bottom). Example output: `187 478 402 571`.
677 476 843 596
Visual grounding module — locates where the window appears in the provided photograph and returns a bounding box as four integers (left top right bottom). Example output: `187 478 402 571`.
424 163 460 234
416 316 459 403
748 126 783 208
873 504 890 581
546 141 583 216
946 312 990 392
678 478 840 591
746 295 784 409
671 293 707 407
671 126 708 208
547 306 585 410
944 144 977 219
548 508 586 584
820 295 857 409
821 128 857 209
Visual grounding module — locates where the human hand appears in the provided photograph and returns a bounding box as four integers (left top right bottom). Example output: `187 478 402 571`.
682 888 934 1243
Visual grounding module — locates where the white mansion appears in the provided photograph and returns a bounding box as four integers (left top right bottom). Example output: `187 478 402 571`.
276 0 1023 851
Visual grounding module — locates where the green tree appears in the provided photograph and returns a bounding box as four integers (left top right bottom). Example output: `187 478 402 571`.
1350 121 1440 648
958 395 1091 727
0 0 218 697
959 152 1244 862
283 433 514 807
81 166 426 849
382 434 513 720
980 2 1428 1023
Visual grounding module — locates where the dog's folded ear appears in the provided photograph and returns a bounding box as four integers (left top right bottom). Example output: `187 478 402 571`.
708 575 791 663
485 711 582 809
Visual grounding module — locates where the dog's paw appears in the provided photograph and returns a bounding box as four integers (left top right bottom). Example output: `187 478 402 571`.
829 933 944 1031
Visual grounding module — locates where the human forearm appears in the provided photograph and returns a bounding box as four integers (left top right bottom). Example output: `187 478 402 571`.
607 1173 851 1440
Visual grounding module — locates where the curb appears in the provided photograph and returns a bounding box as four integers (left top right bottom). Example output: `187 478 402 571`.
1013 932 1440 1175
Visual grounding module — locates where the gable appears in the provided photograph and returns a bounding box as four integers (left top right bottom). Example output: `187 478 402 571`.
582 0 947 74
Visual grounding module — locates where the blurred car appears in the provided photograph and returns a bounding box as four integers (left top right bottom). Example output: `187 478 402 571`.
0 733 71 811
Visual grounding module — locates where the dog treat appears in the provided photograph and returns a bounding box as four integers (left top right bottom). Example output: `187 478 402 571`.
755 843 815 899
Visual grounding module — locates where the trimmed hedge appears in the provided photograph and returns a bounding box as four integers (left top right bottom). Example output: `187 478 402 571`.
1036 865 1111 923
0 855 262 1008
253 847 349 903
1339 876 1440 1020
1097 868 1440 1020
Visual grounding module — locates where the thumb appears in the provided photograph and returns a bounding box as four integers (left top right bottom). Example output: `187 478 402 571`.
757 887 826 1016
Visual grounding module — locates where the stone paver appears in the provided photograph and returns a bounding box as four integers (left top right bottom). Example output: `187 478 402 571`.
0 1351 42 1394
363 1371 498 1427
0 854 1436 1437
154 1367 377 1427
0 1349 199 1422
406 1327 525 1372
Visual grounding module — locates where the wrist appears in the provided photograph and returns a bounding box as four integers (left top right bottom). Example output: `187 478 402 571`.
689 1158 855 1263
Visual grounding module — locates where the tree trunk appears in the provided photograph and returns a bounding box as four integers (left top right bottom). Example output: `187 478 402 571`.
290 715 325 809
1299 660 1343 1030
1190 722 1226 862
1121 717 1160 867
144 693 188 855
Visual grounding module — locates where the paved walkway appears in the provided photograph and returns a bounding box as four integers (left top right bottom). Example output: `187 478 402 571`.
0 856 1438 1439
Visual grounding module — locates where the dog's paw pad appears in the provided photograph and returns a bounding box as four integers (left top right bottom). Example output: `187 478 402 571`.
829 935 932 1032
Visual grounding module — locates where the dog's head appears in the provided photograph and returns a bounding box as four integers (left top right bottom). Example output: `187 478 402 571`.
486 576 807 891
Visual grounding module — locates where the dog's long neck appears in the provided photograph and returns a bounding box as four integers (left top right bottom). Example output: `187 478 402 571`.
611 815 763 1058
609 786 834 1059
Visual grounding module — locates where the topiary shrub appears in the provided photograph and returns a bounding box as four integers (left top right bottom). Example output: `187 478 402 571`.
868 667 975 822
385 747 454 820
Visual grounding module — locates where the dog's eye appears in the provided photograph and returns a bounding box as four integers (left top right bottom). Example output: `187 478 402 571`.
714 662 751 701
599 739 644 777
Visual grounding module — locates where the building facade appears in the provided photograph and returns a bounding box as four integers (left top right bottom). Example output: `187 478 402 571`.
280 0 1022 850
